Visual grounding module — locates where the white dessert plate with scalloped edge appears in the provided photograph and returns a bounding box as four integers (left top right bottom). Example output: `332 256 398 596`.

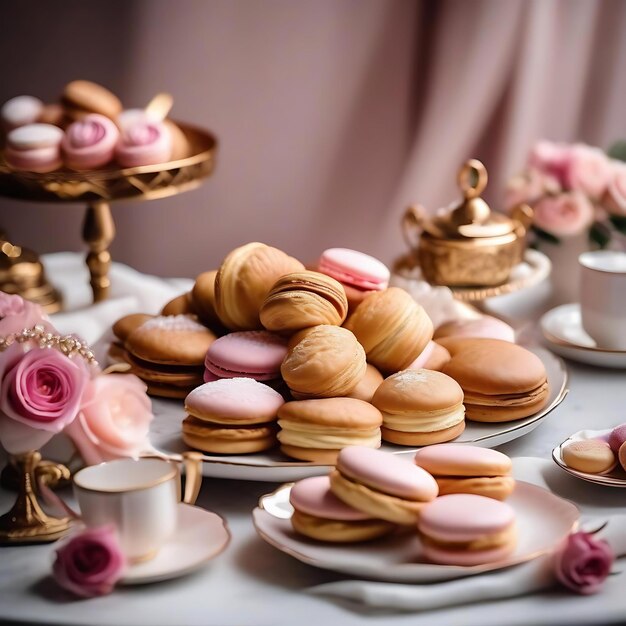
146 346 568 481
252 479 579 584
552 428 626 488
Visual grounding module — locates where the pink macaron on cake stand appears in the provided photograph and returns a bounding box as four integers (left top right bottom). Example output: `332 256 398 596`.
0 100 217 304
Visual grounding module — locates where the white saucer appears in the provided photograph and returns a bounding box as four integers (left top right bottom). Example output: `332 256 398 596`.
540 303 626 369
552 428 626 489
121 503 230 585
252 480 579 584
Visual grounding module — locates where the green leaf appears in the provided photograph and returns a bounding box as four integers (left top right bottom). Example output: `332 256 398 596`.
607 141 626 162
532 226 561 245
609 214 626 235
589 222 611 249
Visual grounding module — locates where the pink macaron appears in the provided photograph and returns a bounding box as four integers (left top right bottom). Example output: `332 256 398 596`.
318 248 390 309
115 119 172 167
203 330 288 383
434 316 516 343
418 494 517 566
5 123 63 173
1 95 44 130
608 423 626 454
330 446 438 524
62 113 119 170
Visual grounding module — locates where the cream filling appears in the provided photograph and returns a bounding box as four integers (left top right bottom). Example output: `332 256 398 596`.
382 405 465 433
277 420 381 449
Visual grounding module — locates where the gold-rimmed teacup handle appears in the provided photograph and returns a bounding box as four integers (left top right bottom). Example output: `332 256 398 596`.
402 204 426 251
457 159 488 199
182 451 203 505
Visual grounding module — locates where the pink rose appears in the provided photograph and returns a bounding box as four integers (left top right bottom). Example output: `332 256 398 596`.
603 161 626 217
0 292 54 336
533 192 594 238
505 168 561 212
53 525 126 597
67 373 153 465
562 144 612 199
554 531 614 595
0 343 89 454
528 141 571 181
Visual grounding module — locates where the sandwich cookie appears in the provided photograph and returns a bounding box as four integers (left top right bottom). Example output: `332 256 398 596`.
260 271 348 332
345 287 433 374
434 316 516 343
318 248 389 310
215 242 305 330
418 494 517 566
277 397 383 463
289 476 395 542
414 444 515 500
439 337 549 422
5 123 63 173
330 446 438 525
408 341 451 371
562 440 616 474
203 330 288 382
182 378 284 454
109 313 153 363
62 80 122 121
372 369 465 446
281 325 366 399
345 363 384 403
1 95 44 130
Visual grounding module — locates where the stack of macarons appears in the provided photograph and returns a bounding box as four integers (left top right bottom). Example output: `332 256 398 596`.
288 445 517 566
1 80 192 172
561 423 626 474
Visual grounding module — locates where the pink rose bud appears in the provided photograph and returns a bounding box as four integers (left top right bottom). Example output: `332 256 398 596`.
554 531 614 595
67 373 153 465
532 192 594 238
53 525 126 597
0 292 54 336
603 161 626 217
562 144 612 199
0 343 89 454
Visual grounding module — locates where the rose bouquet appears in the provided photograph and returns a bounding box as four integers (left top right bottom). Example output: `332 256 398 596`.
506 141 626 248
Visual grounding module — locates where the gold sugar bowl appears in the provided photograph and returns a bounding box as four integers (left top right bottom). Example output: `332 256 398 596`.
402 159 533 287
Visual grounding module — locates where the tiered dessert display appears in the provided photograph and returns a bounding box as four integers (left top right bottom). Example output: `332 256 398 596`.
0 82 217 304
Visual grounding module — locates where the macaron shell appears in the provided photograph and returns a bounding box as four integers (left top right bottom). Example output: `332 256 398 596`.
418 494 515 542
434 475 516 500
185 377 284 422
4 145 61 173
290 510 394 543
434 316 515 343
277 397 383 429
345 363 384 402
422 539 515 567
336 446 438 501
290 476 372 521
7 123 64 149
409 341 451 371
562 439 616 474
318 248 390 290
205 330 288 378
1 95 44 128
608 423 626 453
414 444 512 477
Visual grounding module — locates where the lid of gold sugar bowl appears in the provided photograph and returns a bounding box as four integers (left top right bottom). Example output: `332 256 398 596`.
402 159 534 287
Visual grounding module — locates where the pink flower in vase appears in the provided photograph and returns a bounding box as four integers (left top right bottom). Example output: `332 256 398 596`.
67 373 153 465
533 192 594 238
505 168 561 212
0 342 89 454
562 144 612 199
528 141 571 183
554 531 614 595
53 525 126 597
0 292 54 336
603 161 626 217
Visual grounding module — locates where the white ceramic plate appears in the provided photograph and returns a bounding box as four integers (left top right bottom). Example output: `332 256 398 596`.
541 304 626 369
252 480 579 584
121 503 230 584
552 428 626 489
147 346 568 481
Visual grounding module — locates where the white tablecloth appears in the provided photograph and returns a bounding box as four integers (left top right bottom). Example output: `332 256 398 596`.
0 253 624 626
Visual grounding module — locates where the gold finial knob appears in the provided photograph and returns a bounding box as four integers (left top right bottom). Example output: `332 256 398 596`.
453 159 490 225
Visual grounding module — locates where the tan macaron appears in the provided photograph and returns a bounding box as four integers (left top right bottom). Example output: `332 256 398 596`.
344 287 433 374
62 80 122 120
215 242 305 330
260 271 348 332
372 369 465 446
562 440 616 474
112 313 153 343
281 325 367 399
161 292 196 316
439 337 549 422
125 314 216 366
277 397 383 463
345 363 384 402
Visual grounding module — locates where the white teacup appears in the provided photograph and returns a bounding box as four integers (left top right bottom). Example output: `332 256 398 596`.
579 250 626 350
73 454 202 562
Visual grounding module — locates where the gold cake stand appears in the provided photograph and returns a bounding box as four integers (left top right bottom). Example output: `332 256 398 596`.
0 122 217 303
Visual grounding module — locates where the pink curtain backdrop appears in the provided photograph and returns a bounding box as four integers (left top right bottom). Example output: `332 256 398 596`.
0 0 625 277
